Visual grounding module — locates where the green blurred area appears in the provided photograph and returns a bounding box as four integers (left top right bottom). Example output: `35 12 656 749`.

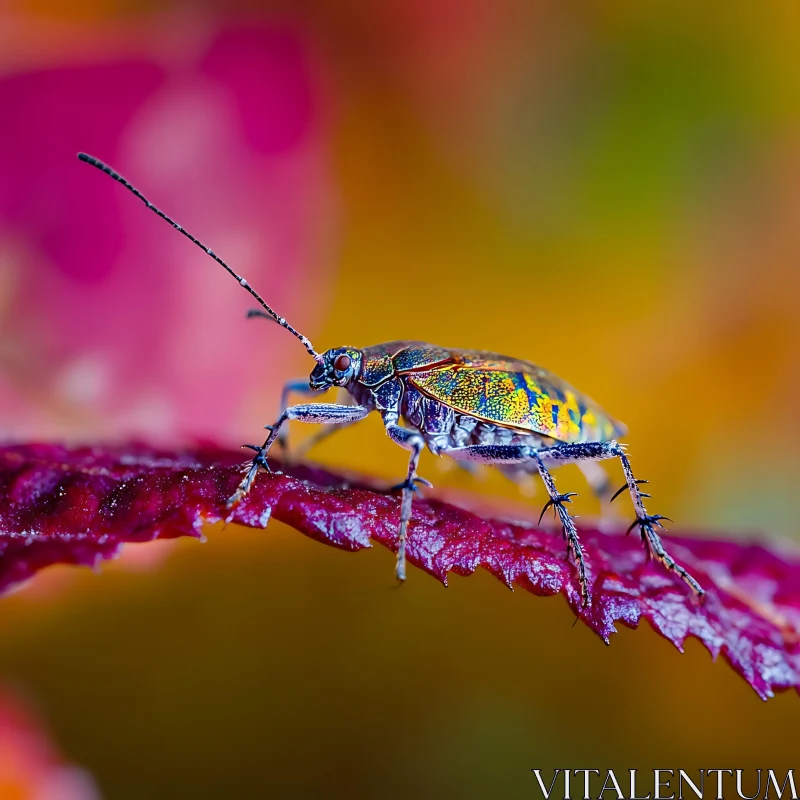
2 1 799 797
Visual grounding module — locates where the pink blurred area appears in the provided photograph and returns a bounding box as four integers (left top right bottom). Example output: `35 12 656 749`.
0 14 336 443
0 688 97 800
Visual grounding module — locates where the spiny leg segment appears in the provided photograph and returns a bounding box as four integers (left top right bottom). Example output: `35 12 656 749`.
226 403 370 507
534 455 589 606
443 443 591 605
614 449 703 596
274 380 357 460
384 420 430 582
536 441 705 597
442 440 704 601
228 396 431 584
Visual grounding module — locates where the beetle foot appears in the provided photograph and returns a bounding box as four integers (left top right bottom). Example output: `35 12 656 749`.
241 443 272 473
391 475 433 495
227 443 276 509
629 514 705 598
539 493 589 607
610 479 650 504
626 513 671 536
538 491 578 526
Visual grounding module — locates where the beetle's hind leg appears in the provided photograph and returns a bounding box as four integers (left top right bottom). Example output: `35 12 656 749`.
442 444 590 606
611 448 705 598
535 441 705 598
533 456 589 607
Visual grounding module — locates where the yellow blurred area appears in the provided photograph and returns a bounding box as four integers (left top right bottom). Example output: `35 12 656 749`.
0 1 799 797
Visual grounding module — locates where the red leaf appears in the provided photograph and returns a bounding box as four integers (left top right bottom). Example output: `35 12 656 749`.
0 442 798 700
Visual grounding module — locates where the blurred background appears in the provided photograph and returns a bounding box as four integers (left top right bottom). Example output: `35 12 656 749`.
0 1 798 797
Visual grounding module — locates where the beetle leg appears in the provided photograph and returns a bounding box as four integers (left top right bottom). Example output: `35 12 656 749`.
442 444 590 606
533 457 589 607
275 379 326 456
383 421 427 582
227 403 370 509
612 449 704 598
280 388 357 462
533 441 705 598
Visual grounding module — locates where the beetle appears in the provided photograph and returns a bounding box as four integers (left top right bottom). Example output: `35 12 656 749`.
78 153 704 606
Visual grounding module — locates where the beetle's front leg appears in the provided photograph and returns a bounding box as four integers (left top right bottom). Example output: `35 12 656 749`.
285 390 362 462
383 418 431 582
227 403 370 508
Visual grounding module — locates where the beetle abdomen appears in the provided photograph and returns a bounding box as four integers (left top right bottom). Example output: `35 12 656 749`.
358 342 625 444
401 384 553 452
406 362 625 444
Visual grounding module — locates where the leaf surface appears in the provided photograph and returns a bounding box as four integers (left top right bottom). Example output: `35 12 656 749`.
0 442 797 700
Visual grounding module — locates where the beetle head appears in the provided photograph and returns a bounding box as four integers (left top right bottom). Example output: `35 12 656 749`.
310 347 362 390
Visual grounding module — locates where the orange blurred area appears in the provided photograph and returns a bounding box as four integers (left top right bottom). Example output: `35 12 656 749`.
0 1 798 797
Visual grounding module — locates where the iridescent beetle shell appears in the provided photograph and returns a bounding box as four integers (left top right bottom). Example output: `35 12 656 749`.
357 341 626 445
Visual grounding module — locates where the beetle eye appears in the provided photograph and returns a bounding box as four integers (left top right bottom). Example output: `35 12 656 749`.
334 354 352 372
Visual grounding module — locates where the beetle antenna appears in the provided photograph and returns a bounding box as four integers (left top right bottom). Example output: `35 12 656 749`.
77 153 322 363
